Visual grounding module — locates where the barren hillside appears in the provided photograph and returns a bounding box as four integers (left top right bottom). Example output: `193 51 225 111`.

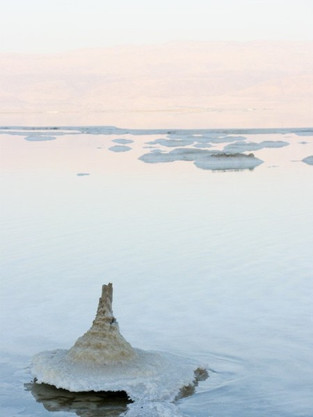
0 41 312 128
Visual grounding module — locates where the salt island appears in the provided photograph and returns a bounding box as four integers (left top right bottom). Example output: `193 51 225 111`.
31 284 208 406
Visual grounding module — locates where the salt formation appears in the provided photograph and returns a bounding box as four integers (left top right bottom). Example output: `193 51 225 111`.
139 147 263 170
223 140 289 153
194 152 263 170
31 284 207 404
67 284 136 364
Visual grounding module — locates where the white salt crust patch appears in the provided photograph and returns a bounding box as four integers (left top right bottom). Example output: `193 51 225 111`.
223 140 289 153
139 148 263 170
31 348 205 402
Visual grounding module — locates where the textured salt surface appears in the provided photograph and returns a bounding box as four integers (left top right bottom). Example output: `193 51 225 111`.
31 348 204 402
66 284 136 364
194 153 263 171
146 135 248 149
139 149 204 166
147 138 195 147
31 284 207 405
223 140 289 153
192 134 247 144
139 148 212 163
139 148 263 170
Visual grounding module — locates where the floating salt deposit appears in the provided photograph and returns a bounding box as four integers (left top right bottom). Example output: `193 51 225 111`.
25 135 56 141
139 148 263 171
112 138 134 144
223 140 289 153
109 145 132 152
302 155 313 165
31 284 207 404
194 152 263 171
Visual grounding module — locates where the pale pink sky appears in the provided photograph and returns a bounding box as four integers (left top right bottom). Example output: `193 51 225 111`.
1 1 313 128
1 0 313 53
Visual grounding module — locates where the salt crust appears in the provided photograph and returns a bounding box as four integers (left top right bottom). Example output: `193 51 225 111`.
223 140 289 153
139 148 263 170
32 348 201 402
194 153 263 170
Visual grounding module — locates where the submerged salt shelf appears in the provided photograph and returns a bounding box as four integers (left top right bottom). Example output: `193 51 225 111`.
31 284 207 404
112 138 134 144
109 145 132 152
25 135 56 142
302 155 313 165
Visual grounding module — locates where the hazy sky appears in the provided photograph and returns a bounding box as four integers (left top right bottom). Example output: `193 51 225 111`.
1 0 313 53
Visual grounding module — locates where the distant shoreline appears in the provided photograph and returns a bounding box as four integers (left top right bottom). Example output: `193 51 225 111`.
1 126 313 135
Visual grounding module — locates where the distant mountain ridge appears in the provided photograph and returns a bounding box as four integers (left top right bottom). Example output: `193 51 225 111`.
0 41 312 128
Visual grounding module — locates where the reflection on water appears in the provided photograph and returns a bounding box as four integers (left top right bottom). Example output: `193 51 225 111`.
25 382 130 417
2 126 313 417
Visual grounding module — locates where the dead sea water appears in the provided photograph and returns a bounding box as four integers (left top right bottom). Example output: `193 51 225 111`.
1 127 313 416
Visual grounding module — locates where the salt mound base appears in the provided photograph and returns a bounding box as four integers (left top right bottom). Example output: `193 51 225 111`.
31 284 207 403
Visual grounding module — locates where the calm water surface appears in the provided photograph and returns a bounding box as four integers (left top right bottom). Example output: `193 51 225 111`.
1 127 313 416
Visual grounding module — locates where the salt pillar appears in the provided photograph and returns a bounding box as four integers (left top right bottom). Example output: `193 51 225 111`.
67 283 136 364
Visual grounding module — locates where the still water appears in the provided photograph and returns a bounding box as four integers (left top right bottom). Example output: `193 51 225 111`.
1 127 313 416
